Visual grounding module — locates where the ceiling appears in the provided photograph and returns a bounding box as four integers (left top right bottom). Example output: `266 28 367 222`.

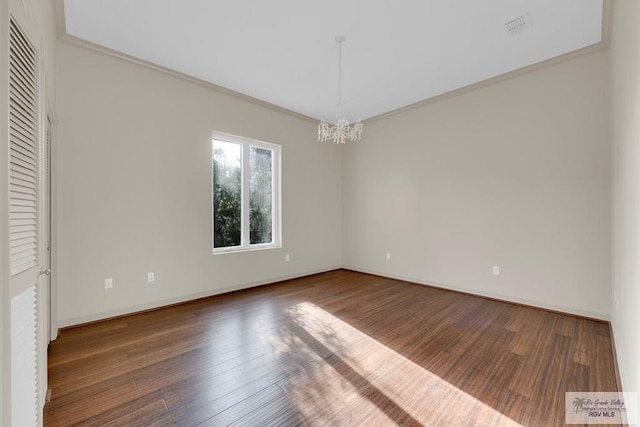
63 0 604 123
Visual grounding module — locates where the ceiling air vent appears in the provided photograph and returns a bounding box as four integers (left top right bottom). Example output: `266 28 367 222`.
504 15 531 36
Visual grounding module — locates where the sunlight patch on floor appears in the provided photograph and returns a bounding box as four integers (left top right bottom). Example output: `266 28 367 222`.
269 301 523 426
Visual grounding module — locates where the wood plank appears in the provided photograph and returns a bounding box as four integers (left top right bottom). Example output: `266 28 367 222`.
44 269 620 426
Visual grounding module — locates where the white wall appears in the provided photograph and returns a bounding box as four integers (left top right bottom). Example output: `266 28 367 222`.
611 0 640 413
343 50 611 320
55 42 343 326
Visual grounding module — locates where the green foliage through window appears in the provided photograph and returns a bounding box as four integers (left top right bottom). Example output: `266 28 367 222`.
213 141 241 248
250 146 273 244
212 134 280 252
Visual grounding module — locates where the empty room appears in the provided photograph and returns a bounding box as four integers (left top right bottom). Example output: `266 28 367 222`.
1 0 639 426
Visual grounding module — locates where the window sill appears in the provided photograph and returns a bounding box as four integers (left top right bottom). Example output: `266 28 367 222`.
211 244 282 255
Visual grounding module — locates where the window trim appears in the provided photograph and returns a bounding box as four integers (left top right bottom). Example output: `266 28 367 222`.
211 131 281 254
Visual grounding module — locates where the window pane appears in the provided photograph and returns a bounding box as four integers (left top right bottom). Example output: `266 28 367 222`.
213 140 242 248
250 146 273 244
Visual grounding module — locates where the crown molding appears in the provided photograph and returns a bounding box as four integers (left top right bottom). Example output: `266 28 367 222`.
54 0 316 124
55 0 612 128
60 34 318 124
365 0 612 125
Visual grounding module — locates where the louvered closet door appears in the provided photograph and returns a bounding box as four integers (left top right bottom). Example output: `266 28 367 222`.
8 13 42 427
9 15 39 291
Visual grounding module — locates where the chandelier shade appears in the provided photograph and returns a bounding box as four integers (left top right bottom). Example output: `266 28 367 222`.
318 36 363 144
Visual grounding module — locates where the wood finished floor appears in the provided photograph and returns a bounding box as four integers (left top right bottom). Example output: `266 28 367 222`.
44 270 620 426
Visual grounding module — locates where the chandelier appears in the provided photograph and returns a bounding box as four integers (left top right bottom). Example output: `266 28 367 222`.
318 36 363 144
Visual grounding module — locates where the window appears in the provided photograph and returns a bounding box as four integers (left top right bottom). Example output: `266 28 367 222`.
212 132 280 252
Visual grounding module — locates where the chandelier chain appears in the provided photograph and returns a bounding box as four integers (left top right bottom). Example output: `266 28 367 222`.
338 39 342 105
318 35 363 144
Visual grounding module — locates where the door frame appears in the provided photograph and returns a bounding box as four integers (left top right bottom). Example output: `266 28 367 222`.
47 113 58 342
1 0 12 423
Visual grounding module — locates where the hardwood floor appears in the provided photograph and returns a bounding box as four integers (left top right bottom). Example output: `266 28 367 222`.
44 270 620 426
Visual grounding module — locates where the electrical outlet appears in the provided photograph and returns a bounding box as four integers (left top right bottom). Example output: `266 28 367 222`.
147 272 155 283
385 252 391 260
104 278 113 289
285 254 290 262
492 266 500 276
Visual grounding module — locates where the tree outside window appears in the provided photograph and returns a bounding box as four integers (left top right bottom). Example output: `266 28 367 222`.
212 133 280 252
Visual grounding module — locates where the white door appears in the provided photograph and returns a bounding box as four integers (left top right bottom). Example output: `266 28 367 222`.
43 115 52 344
7 1 48 425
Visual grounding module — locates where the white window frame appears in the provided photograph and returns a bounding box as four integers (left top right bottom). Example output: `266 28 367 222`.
211 131 281 254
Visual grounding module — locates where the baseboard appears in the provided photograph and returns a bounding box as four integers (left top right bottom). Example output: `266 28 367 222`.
608 323 625 394
342 265 610 322
58 265 610 328
57 266 341 329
